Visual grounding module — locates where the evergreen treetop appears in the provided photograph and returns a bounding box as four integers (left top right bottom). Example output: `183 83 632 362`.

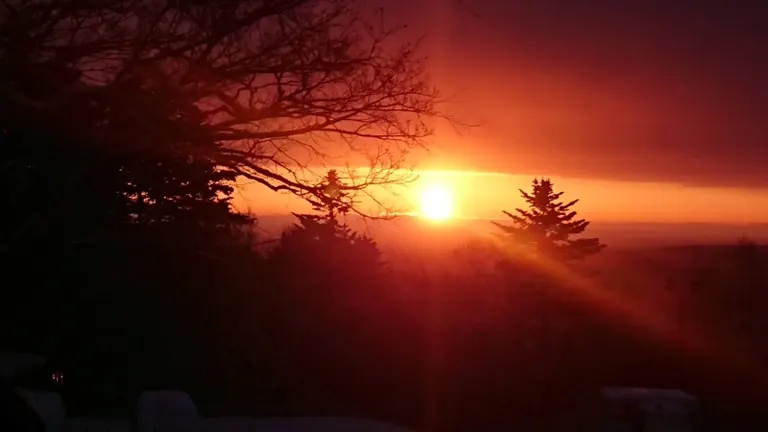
493 178 605 260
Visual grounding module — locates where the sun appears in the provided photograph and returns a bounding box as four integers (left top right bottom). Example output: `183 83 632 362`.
418 184 454 221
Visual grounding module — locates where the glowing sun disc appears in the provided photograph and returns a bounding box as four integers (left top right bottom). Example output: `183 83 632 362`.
419 184 454 221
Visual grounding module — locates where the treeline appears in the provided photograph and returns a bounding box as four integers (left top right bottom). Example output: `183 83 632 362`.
4 157 768 429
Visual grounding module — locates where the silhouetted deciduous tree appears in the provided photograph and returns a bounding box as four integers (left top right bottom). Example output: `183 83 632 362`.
493 178 605 260
0 0 448 216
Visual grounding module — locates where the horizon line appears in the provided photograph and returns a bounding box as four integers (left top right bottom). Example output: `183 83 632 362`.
250 213 768 226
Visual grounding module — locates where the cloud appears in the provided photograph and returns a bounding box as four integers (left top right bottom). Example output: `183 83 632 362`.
389 0 768 188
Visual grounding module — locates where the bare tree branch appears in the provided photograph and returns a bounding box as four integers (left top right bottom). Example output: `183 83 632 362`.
1 0 455 216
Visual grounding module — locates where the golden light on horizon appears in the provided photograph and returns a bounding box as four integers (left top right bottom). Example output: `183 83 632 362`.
231 167 768 225
418 183 454 221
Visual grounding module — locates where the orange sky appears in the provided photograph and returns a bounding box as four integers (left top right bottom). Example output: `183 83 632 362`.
233 170 768 224
237 0 768 224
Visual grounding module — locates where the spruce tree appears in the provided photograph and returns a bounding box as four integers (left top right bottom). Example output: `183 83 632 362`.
493 178 605 260
270 170 382 272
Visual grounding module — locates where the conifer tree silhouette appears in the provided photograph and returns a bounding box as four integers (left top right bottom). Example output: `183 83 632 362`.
494 178 605 260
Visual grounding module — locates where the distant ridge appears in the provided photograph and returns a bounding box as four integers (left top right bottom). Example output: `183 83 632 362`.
250 214 768 248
